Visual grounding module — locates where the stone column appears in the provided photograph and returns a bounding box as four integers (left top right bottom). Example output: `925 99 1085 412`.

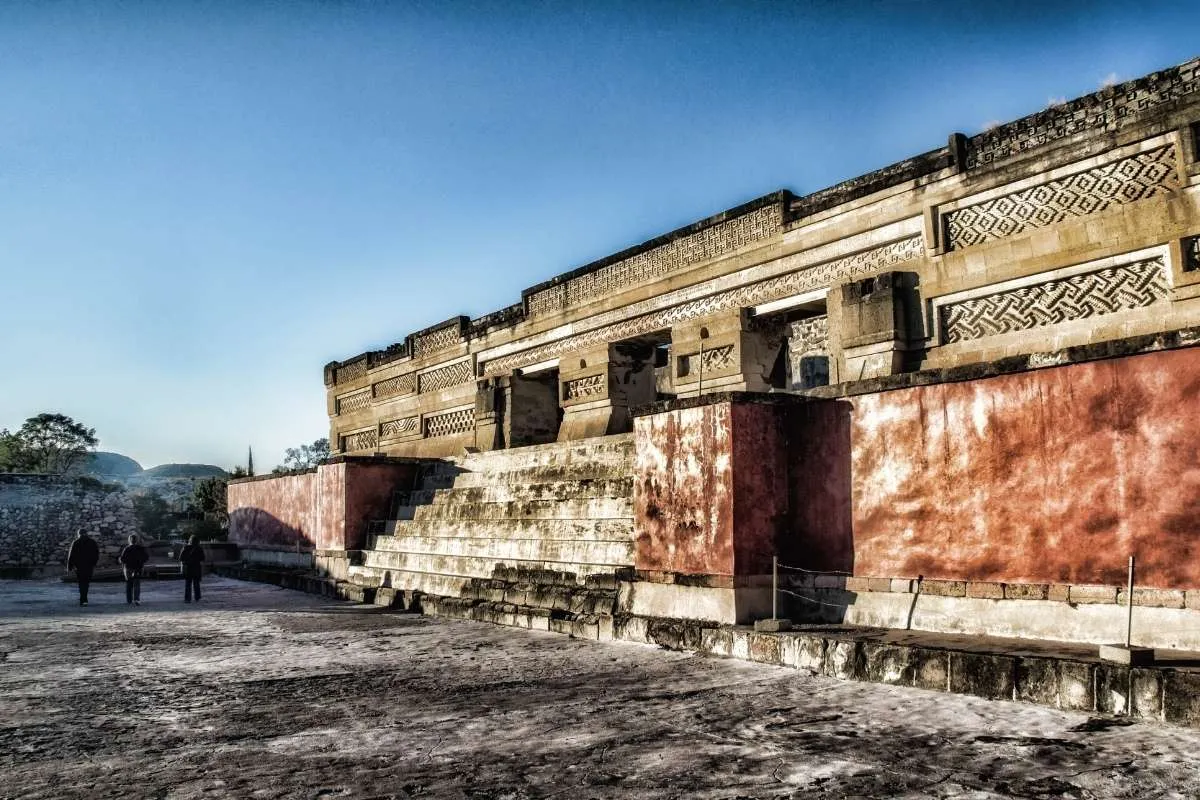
671 309 786 397
558 341 656 441
833 271 920 381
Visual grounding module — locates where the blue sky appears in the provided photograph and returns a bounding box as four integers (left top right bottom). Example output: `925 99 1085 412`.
1 1 1195 470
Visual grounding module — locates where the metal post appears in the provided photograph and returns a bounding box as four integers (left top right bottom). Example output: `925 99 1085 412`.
772 556 778 620
1126 555 1135 648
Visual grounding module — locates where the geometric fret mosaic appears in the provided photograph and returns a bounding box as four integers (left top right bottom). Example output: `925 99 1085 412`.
380 416 419 438
336 390 372 415
423 408 475 438
940 257 1169 344
944 145 1178 250
417 360 474 394
340 428 378 452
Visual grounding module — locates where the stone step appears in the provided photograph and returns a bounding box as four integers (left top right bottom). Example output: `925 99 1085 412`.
376 517 633 541
454 433 634 473
358 549 630 584
427 477 633 505
443 462 632 488
363 536 634 568
396 497 633 522
420 595 615 641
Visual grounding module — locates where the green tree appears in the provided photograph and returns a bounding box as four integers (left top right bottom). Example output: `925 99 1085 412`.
274 437 331 474
132 491 175 540
0 414 98 474
191 476 229 518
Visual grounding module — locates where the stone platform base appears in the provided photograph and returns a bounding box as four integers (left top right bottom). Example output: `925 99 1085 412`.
218 564 1200 728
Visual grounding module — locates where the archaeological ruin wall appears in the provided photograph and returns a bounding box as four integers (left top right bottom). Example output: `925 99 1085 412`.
324 57 1200 458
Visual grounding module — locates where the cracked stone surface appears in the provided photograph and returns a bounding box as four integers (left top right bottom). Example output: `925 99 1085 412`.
3 577 1200 799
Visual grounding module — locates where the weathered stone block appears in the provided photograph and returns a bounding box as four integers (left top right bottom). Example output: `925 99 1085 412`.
867 578 893 593
822 640 862 680
1117 588 1186 608
1004 583 1050 601
1057 661 1096 712
1015 657 1058 706
748 633 782 665
1069 584 1118 604
779 635 825 673
844 577 870 592
909 648 950 691
1095 664 1130 715
1048 584 1071 603
700 627 734 657
863 643 912 686
1129 669 1163 720
1163 671 1200 725
889 578 915 593
949 652 1015 700
922 580 966 597
966 581 1005 599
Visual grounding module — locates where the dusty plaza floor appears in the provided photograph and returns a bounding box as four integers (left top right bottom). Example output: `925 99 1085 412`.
2 579 1200 800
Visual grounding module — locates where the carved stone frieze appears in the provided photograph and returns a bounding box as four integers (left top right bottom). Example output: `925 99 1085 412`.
940 257 1169 344
418 360 473 394
334 359 368 385
483 236 923 377
340 428 378 452
562 374 605 401
526 204 781 316
380 416 419 438
413 325 462 359
945 145 1178 250
373 373 416 400
336 390 372 415
423 408 475 438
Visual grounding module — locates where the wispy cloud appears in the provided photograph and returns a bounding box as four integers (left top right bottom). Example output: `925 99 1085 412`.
1100 71 1120 88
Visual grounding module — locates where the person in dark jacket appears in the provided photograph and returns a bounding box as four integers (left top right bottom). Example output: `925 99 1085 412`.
66 529 100 606
180 535 205 603
118 534 150 606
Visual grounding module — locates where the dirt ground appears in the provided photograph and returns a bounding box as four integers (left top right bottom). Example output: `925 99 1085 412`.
3 577 1200 800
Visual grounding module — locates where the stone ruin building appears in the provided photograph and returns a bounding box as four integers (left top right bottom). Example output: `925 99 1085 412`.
230 57 1200 697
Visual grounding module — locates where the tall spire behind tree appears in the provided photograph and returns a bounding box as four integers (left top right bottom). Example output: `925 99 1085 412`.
248 446 255 477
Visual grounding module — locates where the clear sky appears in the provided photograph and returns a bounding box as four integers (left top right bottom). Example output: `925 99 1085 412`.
1 1 1195 470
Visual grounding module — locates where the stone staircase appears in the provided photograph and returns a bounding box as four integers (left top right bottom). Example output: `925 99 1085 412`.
347 433 636 638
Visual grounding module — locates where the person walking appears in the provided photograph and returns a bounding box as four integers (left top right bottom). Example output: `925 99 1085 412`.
180 535 205 603
66 529 100 606
118 534 150 606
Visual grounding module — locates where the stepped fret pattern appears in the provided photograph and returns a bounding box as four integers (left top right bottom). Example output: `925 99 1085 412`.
380 416 419 438
373 373 416 400
418 360 474 393
336 390 371 415
341 428 378 452
484 236 923 377
413 325 461 359
945 145 1178 250
423 408 475 438
701 344 735 372
526 205 781 316
562 375 604 401
940 257 1169 344
966 58 1199 168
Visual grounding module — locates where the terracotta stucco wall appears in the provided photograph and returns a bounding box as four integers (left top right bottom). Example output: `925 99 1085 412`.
849 346 1200 588
227 472 317 550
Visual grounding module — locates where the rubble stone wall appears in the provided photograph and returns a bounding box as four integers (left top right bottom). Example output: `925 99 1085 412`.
0 475 138 574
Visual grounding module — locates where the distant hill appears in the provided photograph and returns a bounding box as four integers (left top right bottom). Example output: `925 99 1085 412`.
77 451 144 477
141 463 229 479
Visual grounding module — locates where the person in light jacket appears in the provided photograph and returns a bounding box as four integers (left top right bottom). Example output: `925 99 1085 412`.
118 534 150 606
179 535 205 603
66 529 100 606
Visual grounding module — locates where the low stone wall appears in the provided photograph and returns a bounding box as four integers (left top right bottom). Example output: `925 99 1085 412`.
0 475 138 575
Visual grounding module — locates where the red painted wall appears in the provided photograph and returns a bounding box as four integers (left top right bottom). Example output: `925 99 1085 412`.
633 400 790 577
228 460 417 553
228 472 317 550
847 346 1200 588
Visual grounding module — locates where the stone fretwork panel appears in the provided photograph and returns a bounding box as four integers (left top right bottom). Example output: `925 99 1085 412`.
417 360 473 394
562 374 605 402
423 408 475 438
700 344 735 373
945 145 1178 250
341 428 378 452
940 257 1169 344
380 416 419 438
526 204 781 316
336 390 372 415
965 58 1199 169
413 325 462 359
484 236 923 378
335 359 368 385
373 373 416 400
788 315 830 390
